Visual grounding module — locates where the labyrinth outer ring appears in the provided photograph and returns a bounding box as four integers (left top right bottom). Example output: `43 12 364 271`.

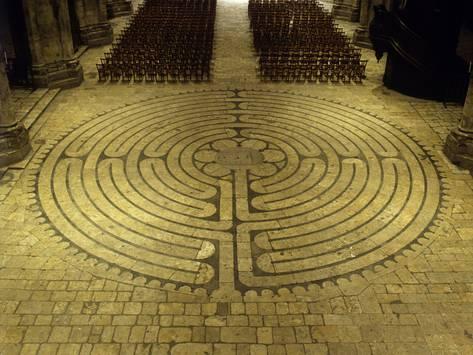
34 90 443 292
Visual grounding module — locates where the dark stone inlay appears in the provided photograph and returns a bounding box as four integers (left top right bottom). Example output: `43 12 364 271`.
216 147 264 168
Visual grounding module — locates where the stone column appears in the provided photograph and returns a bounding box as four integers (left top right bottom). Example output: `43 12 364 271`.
106 0 133 18
75 0 113 47
444 73 473 170
0 61 30 167
333 0 361 22
23 0 83 89
352 0 372 48
352 0 393 48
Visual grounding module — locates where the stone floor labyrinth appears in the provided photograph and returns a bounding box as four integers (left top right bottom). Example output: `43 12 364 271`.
32 89 443 297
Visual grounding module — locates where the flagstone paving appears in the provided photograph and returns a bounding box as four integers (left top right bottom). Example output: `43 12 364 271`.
1 1 473 354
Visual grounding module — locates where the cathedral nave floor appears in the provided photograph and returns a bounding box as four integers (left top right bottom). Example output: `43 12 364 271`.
1 2 473 354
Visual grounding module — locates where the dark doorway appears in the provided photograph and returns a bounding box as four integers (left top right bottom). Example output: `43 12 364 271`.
68 0 81 52
1 0 32 86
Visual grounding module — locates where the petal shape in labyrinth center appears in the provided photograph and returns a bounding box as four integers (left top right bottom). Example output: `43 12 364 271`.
263 149 285 163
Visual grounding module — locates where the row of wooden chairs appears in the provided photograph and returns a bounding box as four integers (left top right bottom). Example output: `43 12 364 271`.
97 63 211 82
260 57 368 83
97 0 216 83
249 0 367 83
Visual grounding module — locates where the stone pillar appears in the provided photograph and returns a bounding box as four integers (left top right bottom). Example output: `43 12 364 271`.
444 73 473 170
333 0 361 22
352 0 372 48
106 0 133 18
75 0 113 47
23 0 83 89
0 61 30 167
353 0 393 48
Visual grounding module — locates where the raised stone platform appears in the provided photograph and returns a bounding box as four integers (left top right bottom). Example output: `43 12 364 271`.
80 23 113 47
0 123 30 167
333 4 360 22
107 0 133 18
353 27 373 48
32 59 84 89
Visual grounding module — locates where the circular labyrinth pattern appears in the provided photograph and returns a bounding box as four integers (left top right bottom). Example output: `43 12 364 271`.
35 90 443 293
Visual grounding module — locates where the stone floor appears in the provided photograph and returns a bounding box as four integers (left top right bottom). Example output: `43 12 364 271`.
1 1 473 354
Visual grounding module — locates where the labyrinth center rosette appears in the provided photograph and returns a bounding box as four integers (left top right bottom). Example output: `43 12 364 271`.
36 90 441 291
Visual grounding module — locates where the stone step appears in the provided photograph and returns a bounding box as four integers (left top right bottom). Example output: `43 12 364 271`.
107 0 133 18
13 89 49 121
22 89 61 132
6 88 61 170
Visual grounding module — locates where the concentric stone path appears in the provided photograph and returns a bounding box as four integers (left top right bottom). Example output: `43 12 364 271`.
35 90 442 294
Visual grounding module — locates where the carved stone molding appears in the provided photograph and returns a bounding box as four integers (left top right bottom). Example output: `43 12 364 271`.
0 123 31 167
31 59 83 89
106 0 133 18
0 63 30 168
445 128 473 170
333 0 361 22
80 23 113 47
445 75 473 170
353 27 372 48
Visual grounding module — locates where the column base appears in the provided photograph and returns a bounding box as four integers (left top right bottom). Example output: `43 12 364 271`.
353 27 373 49
0 123 31 167
80 23 113 47
444 128 473 170
107 0 133 18
32 60 84 89
332 5 360 22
